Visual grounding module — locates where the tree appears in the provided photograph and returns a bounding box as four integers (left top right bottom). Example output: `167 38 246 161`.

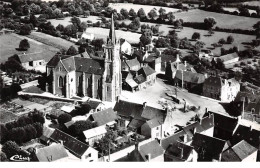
234 71 243 81
69 120 93 136
0 124 9 144
227 35 234 44
192 32 201 40
0 152 7 161
20 24 32 35
66 46 78 55
91 38 104 50
216 58 225 70
204 17 216 30
19 39 30 51
239 7 250 16
167 12 175 23
155 37 169 48
219 38 226 44
137 8 146 20
130 17 141 31
2 141 21 159
56 24 64 32
9 127 26 143
58 113 72 124
75 103 91 116
32 122 43 137
129 8 137 18
23 124 37 142
139 34 152 46
148 9 157 20
10 83 22 98
159 7 166 20
120 8 129 19
64 24 77 36
29 111 45 124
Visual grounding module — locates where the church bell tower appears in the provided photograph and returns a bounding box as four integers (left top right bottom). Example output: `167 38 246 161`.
102 14 122 102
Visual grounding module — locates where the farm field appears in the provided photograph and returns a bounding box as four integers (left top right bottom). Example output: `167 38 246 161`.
49 16 101 27
0 33 59 63
27 31 77 50
173 9 259 30
109 3 181 15
243 1 260 6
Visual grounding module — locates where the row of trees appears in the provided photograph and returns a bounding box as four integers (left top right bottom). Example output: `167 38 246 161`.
0 111 44 144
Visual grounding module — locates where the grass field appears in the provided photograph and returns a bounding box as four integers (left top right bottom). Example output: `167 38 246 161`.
109 3 181 15
0 108 18 124
49 16 101 27
174 9 259 30
27 31 77 50
0 33 59 63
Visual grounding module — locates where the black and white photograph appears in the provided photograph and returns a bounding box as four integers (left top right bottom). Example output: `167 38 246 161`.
0 0 259 164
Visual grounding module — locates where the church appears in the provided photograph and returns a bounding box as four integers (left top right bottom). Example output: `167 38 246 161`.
46 15 122 102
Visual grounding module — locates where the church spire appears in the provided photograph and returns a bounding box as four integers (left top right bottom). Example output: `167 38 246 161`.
109 14 116 45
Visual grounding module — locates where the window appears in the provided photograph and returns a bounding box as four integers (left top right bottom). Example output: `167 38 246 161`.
156 127 159 130
58 76 63 87
29 61 33 66
39 62 42 65
251 108 255 113
59 67 62 71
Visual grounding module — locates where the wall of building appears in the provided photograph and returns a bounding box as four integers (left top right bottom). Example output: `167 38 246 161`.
242 151 258 162
149 155 164 162
54 61 67 97
81 147 99 162
141 123 151 138
67 71 76 98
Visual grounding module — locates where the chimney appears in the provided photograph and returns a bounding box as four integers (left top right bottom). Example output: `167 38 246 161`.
59 140 63 145
135 142 139 151
116 96 120 102
184 61 187 67
143 102 147 108
180 147 184 159
249 126 253 131
145 153 151 162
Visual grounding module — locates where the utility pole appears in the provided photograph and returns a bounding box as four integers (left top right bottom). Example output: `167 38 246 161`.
181 70 184 89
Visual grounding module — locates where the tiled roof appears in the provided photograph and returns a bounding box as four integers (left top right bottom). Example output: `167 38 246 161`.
182 122 204 141
222 140 258 161
125 58 140 69
134 74 146 84
50 129 90 158
126 78 138 88
203 76 224 87
138 66 156 77
84 99 102 109
91 108 117 126
161 130 187 150
146 118 161 128
16 52 45 63
128 119 146 129
165 141 193 161
231 124 260 148
191 133 226 159
139 140 165 161
36 143 68 162
46 54 71 67
213 113 238 132
141 106 165 121
174 70 205 84
234 91 260 103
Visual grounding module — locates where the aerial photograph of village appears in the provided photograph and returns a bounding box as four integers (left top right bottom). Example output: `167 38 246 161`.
0 0 259 164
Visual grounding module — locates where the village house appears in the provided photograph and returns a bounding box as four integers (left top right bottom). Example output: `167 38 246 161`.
88 107 118 127
217 52 239 67
221 140 258 162
126 140 165 162
122 71 138 92
83 125 107 146
173 70 206 94
11 53 46 71
46 15 122 102
233 91 260 123
191 133 228 161
35 143 68 162
164 141 197 162
76 31 94 42
141 118 164 140
137 66 156 87
203 77 240 102
121 57 140 71
120 39 132 56
165 54 196 80
50 129 98 162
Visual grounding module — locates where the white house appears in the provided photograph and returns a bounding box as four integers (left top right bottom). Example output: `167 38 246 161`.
120 39 132 55
217 52 239 66
83 125 107 146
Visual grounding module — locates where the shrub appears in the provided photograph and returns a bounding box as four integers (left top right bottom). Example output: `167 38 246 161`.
58 113 72 124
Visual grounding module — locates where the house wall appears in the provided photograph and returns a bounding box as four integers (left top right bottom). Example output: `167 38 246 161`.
224 58 239 65
149 155 164 162
242 151 258 162
54 61 67 97
22 60 45 69
67 71 76 98
86 133 106 146
81 147 98 162
151 126 163 140
121 41 132 55
203 84 221 100
200 127 214 137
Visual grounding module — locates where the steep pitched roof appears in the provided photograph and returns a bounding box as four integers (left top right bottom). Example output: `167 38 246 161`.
165 141 194 161
36 143 68 162
91 108 117 126
16 52 45 63
221 140 258 161
141 106 165 121
231 124 260 148
174 70 205 84
161 130 187 150
125 58 140 69
234 91 260 103
203 76 224 87
191 133 226 160
74 57 104 75
146 118 161 128
213 113 238 132
83 99 102 109
46 55 72 67
139 140 165 161
128 119 146 129
83 125 107 139
138 66 156 77
134 74 146 84
50 129 90 158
